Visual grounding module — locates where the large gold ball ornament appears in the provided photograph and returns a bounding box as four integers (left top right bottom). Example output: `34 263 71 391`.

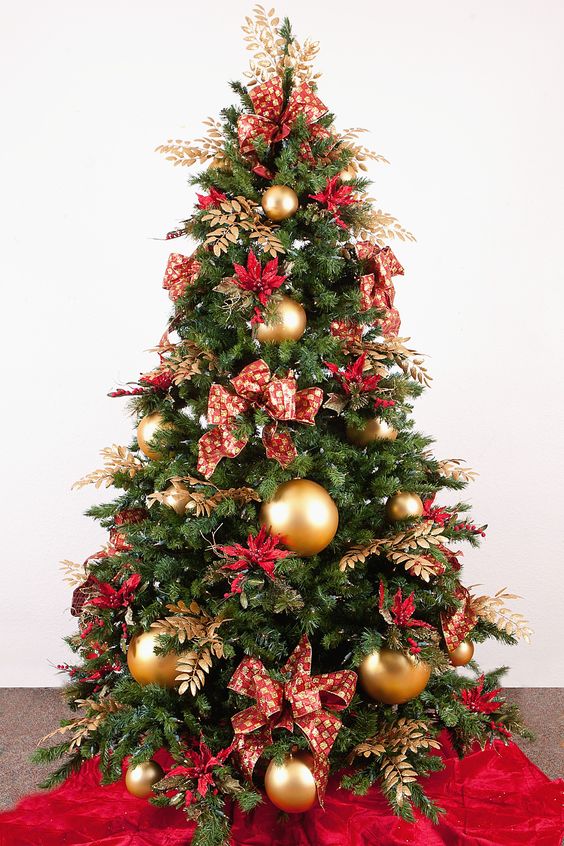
127 630 179 688
125 760 165 799
259 479 339 557
261 185 299 222
449 639 475 667
346 417 398 447
338 162 357 182
160 480 192 516
359 648 431 705
264 751 317 813
137 412 174 461
255 295 307 343
385 491 424 522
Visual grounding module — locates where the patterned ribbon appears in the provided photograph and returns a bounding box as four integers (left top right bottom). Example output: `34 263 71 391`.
163 253 201 302
197 359 323 478
228 635 357 803
237 77 329 176
441 584 477 651
357 242 404 336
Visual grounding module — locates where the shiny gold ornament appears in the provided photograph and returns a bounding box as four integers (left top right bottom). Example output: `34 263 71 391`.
338 162 357 182
125 759 164 798
136 412 174 461
385 491 424 522
264 751 317 813
259 479 339 557
346 417 398 447
255 295 307 343
261 185 299 222
359 648 431 704
127 629 179 688
160 480 192 515
448 639 475 667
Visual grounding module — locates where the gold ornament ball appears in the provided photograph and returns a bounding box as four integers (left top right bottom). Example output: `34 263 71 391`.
127 629 179 688
359 648 431 705
137 412 174 461
385 491 424 522
161 481 192 516
346 417 398 447
125 760 165 799
255 295 307 343
449 639 475 667
259 479 339 557
338 163 357 182
261 185 299 222
264 751 317 814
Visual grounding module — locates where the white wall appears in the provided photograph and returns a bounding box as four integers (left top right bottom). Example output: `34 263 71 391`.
1 0 562 687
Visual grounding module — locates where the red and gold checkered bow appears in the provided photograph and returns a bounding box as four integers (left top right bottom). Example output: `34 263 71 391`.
196 359 323 478
162 253 201 302
441 585 477 651
228 635 357 803
237 77 329 176
357 242 404 336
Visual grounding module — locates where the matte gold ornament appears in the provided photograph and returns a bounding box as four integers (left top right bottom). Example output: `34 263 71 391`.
127 629 179 688
385 491 424 522
346 417 398 447
264 751 317 813
160 480 192 515
261 185 299 222
259 479 339 556
125 759 164 798
359 648 431 705
136 412 174 461
338 163 357 182
255 295 307 343
448 639 474 667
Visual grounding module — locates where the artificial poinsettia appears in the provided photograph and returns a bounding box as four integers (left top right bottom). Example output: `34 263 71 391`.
458 675 503 714
232 250 286 306
85 573 141 611
309 175 356 228
166 738 234 806
215 526 290 597
423 495 486 538
324 353 394 412
389 587 435 630
196 186 227 210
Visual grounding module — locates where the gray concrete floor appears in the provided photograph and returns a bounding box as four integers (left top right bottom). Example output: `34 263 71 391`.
0 687 562 810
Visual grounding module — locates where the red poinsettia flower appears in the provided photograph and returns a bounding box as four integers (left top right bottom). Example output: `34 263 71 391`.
459 675 503 714
325 353 382 396
389 588 435 629
309 175 356 228
167 738 233 805
232 251 287 306
86 573 141 611
196 186 227 210
216 526 290 597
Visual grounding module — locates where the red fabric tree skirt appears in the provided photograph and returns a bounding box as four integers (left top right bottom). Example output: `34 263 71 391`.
1 732 562 846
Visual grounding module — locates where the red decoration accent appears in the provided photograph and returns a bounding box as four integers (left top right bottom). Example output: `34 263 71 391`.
196 187 227 210
441 584 477 651
357 242 404 336
163 253 201 302
197 359 323 477
166 739 233 806
389 588 435 630
325 353 386 400
228 634 356 803
424 495 487 538
232 251 286 306
108 387 146 398
215 527 290 597
459 675 504 715
329 320 363 346
85 574 141 611
3 735 562 845
309 176 356 228
165 228 185 240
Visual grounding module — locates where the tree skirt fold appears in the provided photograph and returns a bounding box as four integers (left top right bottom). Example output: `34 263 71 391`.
1 733 562 846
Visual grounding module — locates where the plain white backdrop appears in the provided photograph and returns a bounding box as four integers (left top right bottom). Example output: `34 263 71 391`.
1 0 562 687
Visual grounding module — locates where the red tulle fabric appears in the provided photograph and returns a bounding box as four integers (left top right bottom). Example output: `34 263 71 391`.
1 732 562 846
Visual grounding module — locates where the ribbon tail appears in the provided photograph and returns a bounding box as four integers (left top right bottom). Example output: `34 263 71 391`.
262 423 297 468
197 426 247 478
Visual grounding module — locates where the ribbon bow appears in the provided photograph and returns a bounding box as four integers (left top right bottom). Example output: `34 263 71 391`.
197 359 323 478
441 584 477 651
228 635 357 803
237 77 328 176
356 242 404 336
163 252 201 302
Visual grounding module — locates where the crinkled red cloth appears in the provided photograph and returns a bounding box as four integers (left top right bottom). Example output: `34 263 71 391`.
1 732 562 846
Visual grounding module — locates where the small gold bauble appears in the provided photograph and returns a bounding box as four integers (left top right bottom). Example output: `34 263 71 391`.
161 481 192 516
125 760 164 798
264 751 317 813
261 185 299 222
449 639 475 667
259 479 339 557
346 417 398 447
255 295 307 343
127 629 179 688
338 163 357 182
137 412 174 461
359 648 431 705
385 491 424 522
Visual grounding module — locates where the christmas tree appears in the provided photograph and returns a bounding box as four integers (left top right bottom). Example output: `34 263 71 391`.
36 8 533 845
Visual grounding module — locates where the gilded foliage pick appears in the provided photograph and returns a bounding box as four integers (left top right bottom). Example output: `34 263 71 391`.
155 118 225 168
201 196 284 258
147 477 260 518
242 5 321 87
72 445 143 490
435 457 479 483
147 339 217 386
60 559 88 587
469 587 533 642
338 128 390 171
39 697 123 753
355 206 416 244
339 523 446 582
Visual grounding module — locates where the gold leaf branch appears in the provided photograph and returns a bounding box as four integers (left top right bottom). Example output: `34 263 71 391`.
350 336 432 387
39 697 123 752
340 522 446 581
72 445 143 490
435 458 479 483
146 339 217 386
60 559 88 587
470 588 532 642
202 196 284 257
338 128 390 171
147 477 259 518
355 207 416 244
242 5 321 87
155 118 225 168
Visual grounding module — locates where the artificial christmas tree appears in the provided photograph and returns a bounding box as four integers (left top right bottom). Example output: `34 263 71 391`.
3 7 562 846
